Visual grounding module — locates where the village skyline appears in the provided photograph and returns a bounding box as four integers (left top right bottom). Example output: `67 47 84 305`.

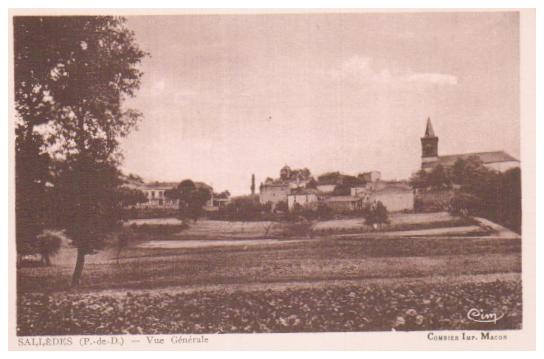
119 12 520 195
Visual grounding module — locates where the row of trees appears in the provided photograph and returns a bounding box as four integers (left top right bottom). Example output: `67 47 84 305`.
15 16 148 286
409 157 521 233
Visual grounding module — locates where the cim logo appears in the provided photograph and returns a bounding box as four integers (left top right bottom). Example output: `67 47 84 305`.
467 308 505 324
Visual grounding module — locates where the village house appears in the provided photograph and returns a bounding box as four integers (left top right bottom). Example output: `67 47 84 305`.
287 188 320 211
259 181 290 208
359 171 381 183
350 186 371 201
349 178 414 212
369 181 414 212
259 165 312 208
140 181 179 208
124 179 229 210
350 171 381 198
211 191 230 206
324 196 364 212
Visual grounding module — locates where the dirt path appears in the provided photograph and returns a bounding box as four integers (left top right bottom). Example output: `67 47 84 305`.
137 238 306 249
332 225 485 239
473 217 521 238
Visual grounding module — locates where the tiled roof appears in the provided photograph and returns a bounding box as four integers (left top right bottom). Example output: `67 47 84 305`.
437 151 519 167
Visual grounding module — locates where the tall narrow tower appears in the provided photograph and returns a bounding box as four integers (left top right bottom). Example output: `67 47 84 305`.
251 174 255 195
421 117 439 170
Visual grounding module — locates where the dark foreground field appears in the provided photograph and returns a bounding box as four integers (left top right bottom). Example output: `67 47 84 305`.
17 216 522 335
18 277 521 335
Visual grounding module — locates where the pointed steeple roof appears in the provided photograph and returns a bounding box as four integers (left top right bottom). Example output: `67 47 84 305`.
424 117 436 137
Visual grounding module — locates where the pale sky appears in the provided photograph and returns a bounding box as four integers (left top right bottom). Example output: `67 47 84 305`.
120 12 519 195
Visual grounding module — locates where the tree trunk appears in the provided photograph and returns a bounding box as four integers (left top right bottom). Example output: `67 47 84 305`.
71 248 86 287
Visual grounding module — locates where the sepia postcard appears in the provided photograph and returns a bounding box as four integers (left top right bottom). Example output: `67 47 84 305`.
8 8 536 350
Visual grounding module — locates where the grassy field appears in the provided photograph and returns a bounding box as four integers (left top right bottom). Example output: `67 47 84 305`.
17 213 522 335
18 235 520 293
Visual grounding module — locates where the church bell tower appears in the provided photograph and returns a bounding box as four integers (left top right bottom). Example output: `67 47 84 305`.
421 117 438 169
